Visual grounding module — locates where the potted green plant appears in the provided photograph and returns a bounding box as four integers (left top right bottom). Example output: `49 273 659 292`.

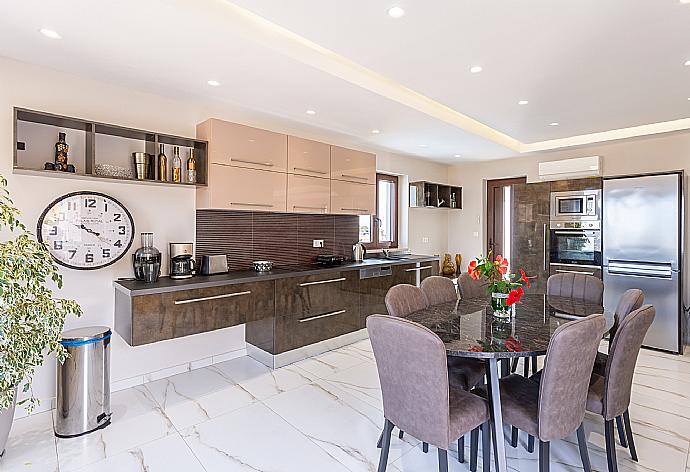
0 175 81 454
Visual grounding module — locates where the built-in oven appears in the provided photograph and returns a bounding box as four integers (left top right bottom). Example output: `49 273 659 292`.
551 190 601 223
549 222 602 271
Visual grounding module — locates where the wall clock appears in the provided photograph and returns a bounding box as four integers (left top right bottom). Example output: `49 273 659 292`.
37 191 135 270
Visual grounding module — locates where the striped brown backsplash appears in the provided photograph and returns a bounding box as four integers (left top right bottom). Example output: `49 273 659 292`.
196 210 360 270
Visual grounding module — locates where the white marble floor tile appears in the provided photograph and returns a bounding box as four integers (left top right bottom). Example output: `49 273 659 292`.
181 402 351 472
56 386 176 472
0 410 58 472
293 348 370 379
264 379 416 472
210 355 317 400
71 433 205 472
143 365 256 430
322 361 382 410
333 339 376 362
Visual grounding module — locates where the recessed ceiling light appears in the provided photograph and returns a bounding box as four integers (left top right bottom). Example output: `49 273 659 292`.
681 0 690 4
305 109 317 115
454 154 461 158
387 6 405 18
685 60 690 66
418 144 427 148
518 100 529 105
207 80 220 87
39 28 61 39
371 129 380 134
549 122 560 126
470 66 483 73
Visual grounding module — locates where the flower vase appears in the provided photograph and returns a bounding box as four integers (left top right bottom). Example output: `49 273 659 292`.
491 292 513 320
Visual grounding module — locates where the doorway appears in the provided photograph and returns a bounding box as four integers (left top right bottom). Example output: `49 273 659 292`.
486 177 527 260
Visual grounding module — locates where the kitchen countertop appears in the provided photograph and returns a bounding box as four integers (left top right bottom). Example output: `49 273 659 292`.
114 254 440 296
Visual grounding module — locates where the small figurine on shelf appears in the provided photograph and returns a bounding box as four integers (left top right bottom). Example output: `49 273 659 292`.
54 132 69 171
455 254 462 276
442 253 455 276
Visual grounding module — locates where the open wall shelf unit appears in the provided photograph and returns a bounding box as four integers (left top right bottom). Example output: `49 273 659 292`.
409 181 462 209
13 107 208 187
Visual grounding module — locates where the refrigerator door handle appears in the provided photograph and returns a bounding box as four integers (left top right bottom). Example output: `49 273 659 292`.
607 260 674 279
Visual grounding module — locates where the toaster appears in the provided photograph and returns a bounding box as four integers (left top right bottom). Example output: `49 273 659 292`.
199 255 229 275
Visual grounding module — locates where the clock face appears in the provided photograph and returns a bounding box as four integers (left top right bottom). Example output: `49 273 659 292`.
37 192 135 270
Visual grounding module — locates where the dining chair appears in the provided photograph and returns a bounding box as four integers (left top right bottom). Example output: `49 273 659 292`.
457 272 489 300
384 284 429 317
420 276 458 305
368 315 492 472
473 314 606 472
546 272 604 304
586 305 655 472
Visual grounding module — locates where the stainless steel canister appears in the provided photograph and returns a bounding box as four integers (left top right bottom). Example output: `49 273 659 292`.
133 152 151 180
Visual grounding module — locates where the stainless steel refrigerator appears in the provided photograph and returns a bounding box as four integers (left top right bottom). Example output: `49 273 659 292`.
603 172 684 353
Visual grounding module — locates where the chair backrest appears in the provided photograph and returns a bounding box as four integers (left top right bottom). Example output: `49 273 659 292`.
367 315 451 448
546 273 604 304
609 289 644 340
385 284 429 317
457 272 488 299
537 314 606 441
420 276 458 305
603 305 655 420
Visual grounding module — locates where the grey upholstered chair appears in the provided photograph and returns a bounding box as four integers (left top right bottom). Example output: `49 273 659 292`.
421 276 458 305
457 272 489 300
384 284 429 317
546 272 604 304
368 315 492 472
586 305 655 472
474 314 607 472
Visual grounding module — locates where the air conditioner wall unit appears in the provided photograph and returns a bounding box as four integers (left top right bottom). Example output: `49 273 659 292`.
537 156 601 181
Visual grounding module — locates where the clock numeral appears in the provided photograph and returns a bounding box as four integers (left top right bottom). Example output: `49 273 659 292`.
102 248 111 258
85 253 94 264
104 202 108 212
118 225 126 235
114 240 122 248
53 241 63 250
84 198 96 208
68 249 77 260
113 213 122 222
67 202 77 211
57 212 66 221
49 226 58 236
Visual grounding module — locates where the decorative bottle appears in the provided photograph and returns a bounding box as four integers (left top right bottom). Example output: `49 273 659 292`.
172 146 182 183
133 233 161 283
54 132 69 171
186 148 197 184
157 144 168 182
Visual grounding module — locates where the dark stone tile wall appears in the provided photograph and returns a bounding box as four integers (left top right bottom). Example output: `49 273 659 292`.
196 209 360 270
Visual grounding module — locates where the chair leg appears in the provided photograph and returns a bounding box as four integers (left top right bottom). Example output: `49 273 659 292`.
511 426 518 448
531 355 537 373
481 421 491 472
576 423 592 472
538 440 550 472
377 428 383 448
604 419 620 472
616 416 628 448
438 448 449 472
377 419 394 472
458 434 465 463
527 434 535 453
523 357 530 377
422 442 429 453
399 430 404 439
470 427 479 472
510 357 519 373
623 410 639 462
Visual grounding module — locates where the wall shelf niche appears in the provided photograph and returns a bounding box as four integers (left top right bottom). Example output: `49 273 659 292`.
13 107 208 187
409 181 462 209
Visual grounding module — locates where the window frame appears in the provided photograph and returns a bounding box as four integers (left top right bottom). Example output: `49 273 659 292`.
363 173 399 250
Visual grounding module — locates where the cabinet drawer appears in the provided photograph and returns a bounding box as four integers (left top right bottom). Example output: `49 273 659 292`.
288 136 330 176
130 281 275 346
274 308 360 353
202 119 288 172
206 164 287 212
275 270 360 319
287 174 330 214
331 146 376 184
331 180 376 215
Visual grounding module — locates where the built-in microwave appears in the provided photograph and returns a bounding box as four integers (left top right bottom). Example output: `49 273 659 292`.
550 190 601 223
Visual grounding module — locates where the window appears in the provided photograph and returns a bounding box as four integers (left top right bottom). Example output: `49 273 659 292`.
359 173 398 249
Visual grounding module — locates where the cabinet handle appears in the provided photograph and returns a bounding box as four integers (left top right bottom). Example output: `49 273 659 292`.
299 277 347 287
299 309 347 323
341 174 368 181
405 265 434 272
340 208 369 213
543 223 547 272
556 269 595 276
232 158 274 167
230 202 274 208
293 167 327 175
293 205 327 211
174 290 251 305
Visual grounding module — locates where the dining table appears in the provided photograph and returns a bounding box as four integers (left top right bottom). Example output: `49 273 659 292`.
403 294 613 472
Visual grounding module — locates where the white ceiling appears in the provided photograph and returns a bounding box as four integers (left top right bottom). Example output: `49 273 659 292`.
1 0 690 163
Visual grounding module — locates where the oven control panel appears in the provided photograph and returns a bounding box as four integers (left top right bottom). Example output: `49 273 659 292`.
550 221 600 230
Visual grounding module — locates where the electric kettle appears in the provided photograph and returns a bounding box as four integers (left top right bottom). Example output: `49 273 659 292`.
352 242 367 262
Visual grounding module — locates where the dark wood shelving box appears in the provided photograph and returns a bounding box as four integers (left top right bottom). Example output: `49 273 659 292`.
13 107 208 188
409 180 462 209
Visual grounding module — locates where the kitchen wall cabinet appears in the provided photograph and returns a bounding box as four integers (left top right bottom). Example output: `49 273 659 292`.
197 119 288 172
287 174 330 214
331 146 376 184
287 136 330 177
199 163 287 212
330 179 376 215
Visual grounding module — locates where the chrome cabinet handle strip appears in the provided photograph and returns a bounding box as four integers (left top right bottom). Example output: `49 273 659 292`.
405 265 434 272
549 263 601 269
299 277 347 287
341 174 368 181
174 291 251 305
299 310 347 323
293 205 327 210
230 202 274 207
232 158 274 167
556 269 595 276
293 167 327 175
340 208 368 212
543 223 547 271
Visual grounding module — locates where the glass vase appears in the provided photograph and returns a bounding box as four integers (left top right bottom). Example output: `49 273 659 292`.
491 292 513 320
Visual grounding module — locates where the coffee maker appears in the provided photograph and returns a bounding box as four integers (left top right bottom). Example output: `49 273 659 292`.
169 243 195 279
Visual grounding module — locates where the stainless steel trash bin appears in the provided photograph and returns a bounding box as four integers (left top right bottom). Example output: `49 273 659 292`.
54 326 112 438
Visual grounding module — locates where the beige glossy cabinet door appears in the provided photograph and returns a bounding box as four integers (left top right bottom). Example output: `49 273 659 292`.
201 164 287 212
287 174 330 214
331 180 376 215
287 136 330 177
198 119 287 172
331 146 376 184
